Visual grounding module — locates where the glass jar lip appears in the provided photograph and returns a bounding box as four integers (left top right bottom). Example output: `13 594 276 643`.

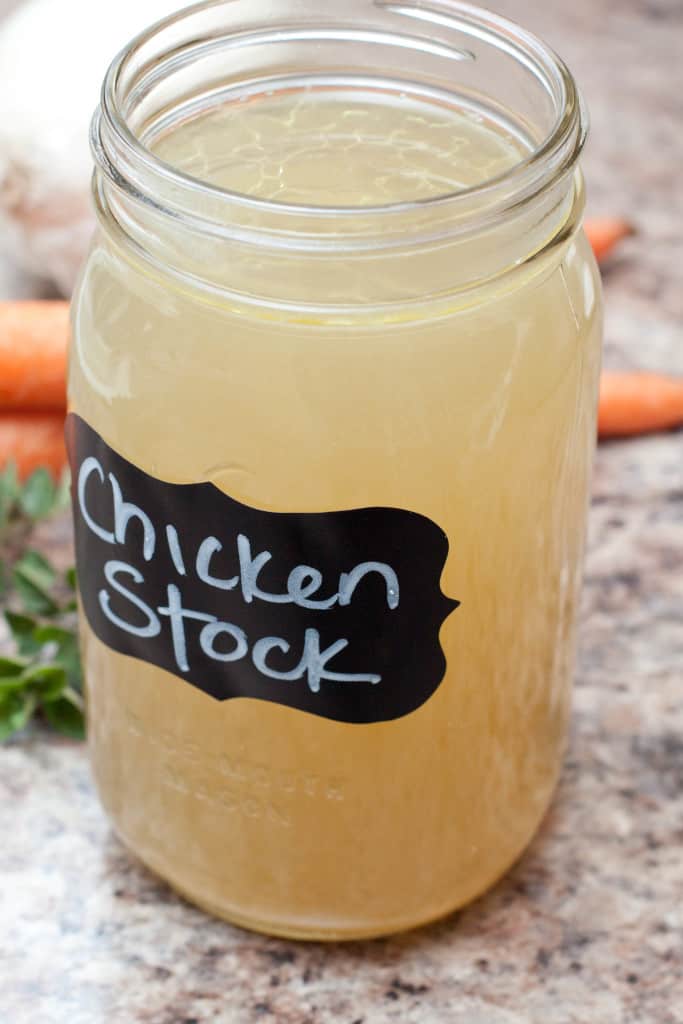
95 0 587 226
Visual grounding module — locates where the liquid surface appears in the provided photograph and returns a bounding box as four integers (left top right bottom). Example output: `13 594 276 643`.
72 88 601 938
153 90 528 205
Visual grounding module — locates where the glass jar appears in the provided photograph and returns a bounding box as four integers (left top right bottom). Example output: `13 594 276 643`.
68 0 602 939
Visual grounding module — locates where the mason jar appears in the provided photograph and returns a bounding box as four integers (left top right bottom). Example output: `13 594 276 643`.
68 0 602 939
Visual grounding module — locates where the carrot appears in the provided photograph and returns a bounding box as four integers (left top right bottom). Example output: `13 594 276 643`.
598 372 683 439
0 413 67 480
0 301 69 412
584 218 635 263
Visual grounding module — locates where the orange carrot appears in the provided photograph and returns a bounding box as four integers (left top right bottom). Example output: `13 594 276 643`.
598 372 683 439
0 301 69 412
0 413 67 480
584 218 635 263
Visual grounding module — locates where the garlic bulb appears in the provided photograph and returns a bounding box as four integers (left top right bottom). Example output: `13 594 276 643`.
0 0 181 295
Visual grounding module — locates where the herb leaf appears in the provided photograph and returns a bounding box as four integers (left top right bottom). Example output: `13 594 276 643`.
33 625 82 690
0 676 29 695
13 550 60 617
0 692 37 741
0 654 28 677
0 464 83 742
54 471 72 513
20 469 58 520
4 612 41 656
20 664 67 702
0 462 20 526
15 549 56 589
43 694 85 739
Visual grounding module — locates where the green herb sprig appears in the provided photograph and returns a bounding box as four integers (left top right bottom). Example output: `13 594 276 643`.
0 463 83 741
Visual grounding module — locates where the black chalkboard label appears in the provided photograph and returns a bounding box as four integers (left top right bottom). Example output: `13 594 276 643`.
66 415 460 724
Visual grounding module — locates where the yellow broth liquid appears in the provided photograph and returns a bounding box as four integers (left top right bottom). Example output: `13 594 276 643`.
70 90 602 938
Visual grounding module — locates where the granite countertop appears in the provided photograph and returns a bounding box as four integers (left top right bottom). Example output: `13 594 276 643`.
1 2 682 1022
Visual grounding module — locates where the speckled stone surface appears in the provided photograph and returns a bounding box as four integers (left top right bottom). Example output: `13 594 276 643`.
1 2 682 1022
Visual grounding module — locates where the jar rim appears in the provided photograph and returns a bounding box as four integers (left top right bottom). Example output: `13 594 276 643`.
94 0 587 233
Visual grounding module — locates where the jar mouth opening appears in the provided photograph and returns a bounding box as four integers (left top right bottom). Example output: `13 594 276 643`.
95 0 586 230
